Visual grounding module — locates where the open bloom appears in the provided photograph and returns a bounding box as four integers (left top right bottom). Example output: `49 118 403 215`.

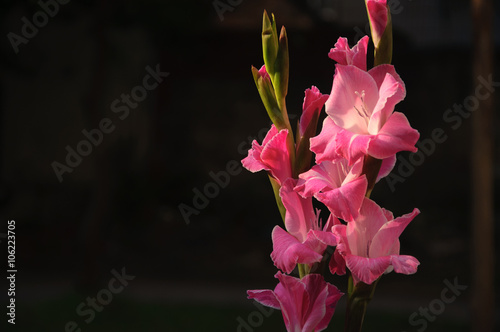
295 158 367 222
311 64 419 165
242 125 291 185
328 36 369 71
248 272 343 332
331 197 420 285
295 153 396 221
271 179 337 274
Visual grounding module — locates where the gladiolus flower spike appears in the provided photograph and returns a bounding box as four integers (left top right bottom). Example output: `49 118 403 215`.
242 5 420 332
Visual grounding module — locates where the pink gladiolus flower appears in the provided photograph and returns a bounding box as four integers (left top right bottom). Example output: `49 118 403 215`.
311 64 419 165
248 272 343 332
328 36 369 71
271 179 337 274
366 0 388 47
295 158 367 222
331 197 420 285
242 125 291 185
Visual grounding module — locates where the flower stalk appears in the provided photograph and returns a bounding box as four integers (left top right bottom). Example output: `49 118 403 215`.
345 276 380 332
256 11 297 220
361 155 383 198
269 175 286 222
344 2 393 331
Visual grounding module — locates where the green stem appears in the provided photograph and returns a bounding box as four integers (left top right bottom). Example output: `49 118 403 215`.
298 264 306 279
280 102 297 179
268 175 286 222
345 275 380 332
361 155 383 198
298 263 310 279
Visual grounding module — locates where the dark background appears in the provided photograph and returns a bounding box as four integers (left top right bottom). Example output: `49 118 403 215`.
0 0 498 331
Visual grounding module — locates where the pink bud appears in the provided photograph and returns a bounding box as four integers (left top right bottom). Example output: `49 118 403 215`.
365 0 388 47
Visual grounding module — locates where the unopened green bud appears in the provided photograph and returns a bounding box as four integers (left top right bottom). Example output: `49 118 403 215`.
262 10 279 77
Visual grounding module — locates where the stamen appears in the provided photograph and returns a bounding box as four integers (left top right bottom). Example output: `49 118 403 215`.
353 105 365 118
314 208 322 230
354 90 364 99
338 159 348 177
354 90 370 126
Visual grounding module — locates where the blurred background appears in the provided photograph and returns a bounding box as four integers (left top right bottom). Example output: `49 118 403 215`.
0 0 498 331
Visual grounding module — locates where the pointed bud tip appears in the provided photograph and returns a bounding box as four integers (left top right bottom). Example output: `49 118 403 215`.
278 26 288 49
262 10 276 35
251 65 260 82
279 26 287 39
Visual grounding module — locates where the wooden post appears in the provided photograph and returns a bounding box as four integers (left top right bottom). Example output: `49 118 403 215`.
471 0 495 331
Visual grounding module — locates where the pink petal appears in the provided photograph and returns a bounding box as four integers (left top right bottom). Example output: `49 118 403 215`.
369 64 405 90
241 125 279 174
346 198 388 257
343 158 365 183
302 274 343 332
325 65 380 135
296 158 363 195
300 86 329 137
261 129 292 184
370 208 419 257
330 248 347 276
301 229 337 261
251 273 343 332
325 281 344 305
332 224 348 254
316 174 368 222
302 274 329 332
275 272 308 331
258 64 270 80
390 255 420 275
328 36 369 71
296 161 345 198
315 282 344 331
303 230 328 264
367 72 406 134
247 289 281 309
241 140 268 173
358 198 390 233
325 212 342 229
241 125 292 185
366 111 419 159
308 229 337 248
381 207 394 221
330 225 347 275
262 124 280 146
366 0 388 46
271 226 323 274
376 154 396 182
280 179 316 242
309 117 343 164
346 254 391 285
333 129 372 165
